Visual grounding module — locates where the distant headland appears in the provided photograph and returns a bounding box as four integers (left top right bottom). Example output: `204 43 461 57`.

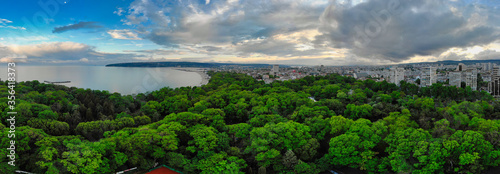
105 61 284 68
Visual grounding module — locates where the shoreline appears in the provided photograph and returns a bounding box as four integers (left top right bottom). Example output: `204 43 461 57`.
173 67 210 86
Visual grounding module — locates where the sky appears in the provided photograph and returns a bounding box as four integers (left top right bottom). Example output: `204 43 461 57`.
0 0 499 66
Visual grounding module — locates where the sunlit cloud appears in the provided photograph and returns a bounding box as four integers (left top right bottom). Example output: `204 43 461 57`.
107 29 141 40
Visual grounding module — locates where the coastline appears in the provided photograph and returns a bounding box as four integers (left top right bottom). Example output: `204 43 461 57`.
173 67 210 86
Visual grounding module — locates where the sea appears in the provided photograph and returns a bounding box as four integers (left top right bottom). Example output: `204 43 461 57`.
0 65 203 95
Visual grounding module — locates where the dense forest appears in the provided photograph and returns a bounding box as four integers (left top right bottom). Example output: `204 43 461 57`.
1 72 500 174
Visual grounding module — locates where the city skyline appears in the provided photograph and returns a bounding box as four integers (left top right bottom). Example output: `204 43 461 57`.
0 0 499 66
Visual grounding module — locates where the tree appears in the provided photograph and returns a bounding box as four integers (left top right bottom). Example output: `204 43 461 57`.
245 121 312 167
344 104 373 119
28 119 69 136
60 139 111 174
141 101 161 118
384 128 432 173
187 125 219 153
328 119 384 171
4 71 500 174
444 130 500 173
283 150 298 169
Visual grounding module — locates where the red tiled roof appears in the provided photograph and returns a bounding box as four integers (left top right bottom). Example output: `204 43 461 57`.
146 166 181 174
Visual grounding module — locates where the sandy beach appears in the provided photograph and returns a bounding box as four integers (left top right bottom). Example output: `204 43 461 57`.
173 67 210 86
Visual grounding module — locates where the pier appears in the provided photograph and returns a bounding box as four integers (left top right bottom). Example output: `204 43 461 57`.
44 80 71 84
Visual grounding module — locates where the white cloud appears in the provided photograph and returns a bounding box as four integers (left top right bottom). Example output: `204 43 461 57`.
8 36 50 42
0 18 26 30
79 58 89 62
0 18 12 25
0 57 27 63
107 29 141 40
114 7 125 16
0 26 26 30
8 42 91 57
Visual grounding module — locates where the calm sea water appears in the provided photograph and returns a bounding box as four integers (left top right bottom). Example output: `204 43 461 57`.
0 65 202 95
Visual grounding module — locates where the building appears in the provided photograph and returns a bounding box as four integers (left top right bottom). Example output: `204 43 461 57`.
449 72 462 88
421 67 437 87
147 165 182 174
354 72 369 80
389 67 405 86
489 66 500 97
457 63 466 71
482 63 492 71
271 65 279 76
464 69 478 91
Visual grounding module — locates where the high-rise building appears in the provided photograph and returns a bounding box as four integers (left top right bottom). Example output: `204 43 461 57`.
481 63 492 71
421 67 437 87
449 72 462 88
457 63 466 71
465 69 478 91
389 67 405 86
271 65 279 76
489 66 500 97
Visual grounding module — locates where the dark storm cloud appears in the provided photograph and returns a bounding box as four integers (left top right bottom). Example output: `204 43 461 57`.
52 21 103 33
317 0 500 62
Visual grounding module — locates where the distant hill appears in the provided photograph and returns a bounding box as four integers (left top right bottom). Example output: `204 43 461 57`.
105 61 283 68
403 59 500 65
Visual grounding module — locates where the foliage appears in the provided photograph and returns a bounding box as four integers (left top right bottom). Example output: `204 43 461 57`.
0 72 498 174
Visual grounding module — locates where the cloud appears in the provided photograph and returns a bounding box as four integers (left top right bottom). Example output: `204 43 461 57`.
0 45 27 63
440 49 500 61
79 58 89 62
104 0 500 65
114 7 125 16
200 46 222 52
117 0 337 61
122 0 326 46
475 49 500 60
235 38 298 57
0 18 26 30
316 0 500 62
123 49 187 55
52 21 103 33
0 18 12 25
8 42 92 58
3 36 50 42
107 29 141 40
0 42 145 64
